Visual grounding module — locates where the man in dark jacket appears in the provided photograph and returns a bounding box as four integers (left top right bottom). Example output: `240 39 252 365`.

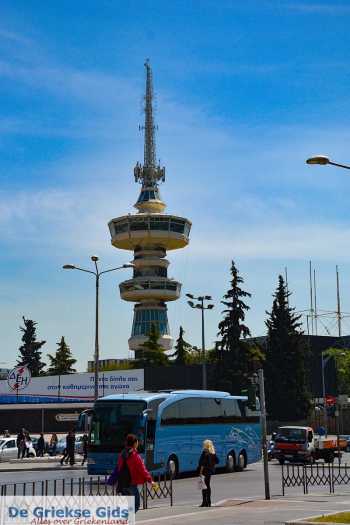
66 430 75 466
37 433 45 457
16 429 25 459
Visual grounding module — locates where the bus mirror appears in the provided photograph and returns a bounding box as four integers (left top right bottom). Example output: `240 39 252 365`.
77 409 93 432
141 409 152 425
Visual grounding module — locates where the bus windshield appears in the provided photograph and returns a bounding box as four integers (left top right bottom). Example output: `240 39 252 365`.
90 401 147 453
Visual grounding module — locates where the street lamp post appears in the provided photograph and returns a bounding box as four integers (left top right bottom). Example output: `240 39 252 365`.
321 350 329 436
186 294 214 390
63 256 133 401
306 155 350 170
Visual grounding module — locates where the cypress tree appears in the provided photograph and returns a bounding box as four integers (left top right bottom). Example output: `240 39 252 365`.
215 261 264 393
138 323 169 367
171 326 192 365
17 317 46 376
265 275 310 421
47 336 77 375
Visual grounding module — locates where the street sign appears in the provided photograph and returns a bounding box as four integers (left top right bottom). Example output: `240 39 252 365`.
55 413 79 422
325 394 337 407
7 366 31 391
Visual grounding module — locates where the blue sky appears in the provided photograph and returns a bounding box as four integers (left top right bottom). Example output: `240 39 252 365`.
2 0 350 371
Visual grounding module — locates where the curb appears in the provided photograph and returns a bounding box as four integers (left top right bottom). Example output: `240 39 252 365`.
0 466 85 472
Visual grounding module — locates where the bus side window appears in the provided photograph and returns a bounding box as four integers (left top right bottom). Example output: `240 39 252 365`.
179 398 202 424
222 399 241 421
161 402 180 425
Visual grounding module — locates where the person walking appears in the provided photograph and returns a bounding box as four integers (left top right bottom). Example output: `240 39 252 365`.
24 432 33 458
198 439 219 507
49 433 58 456
81 434 88 466
67 430 75 466
116 433 157 513
60 431 74 465
37 433 45 457
16 429 25 459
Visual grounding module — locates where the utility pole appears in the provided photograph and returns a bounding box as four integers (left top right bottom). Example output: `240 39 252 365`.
336 265 342 337
186 294 214 390
258 368 270 500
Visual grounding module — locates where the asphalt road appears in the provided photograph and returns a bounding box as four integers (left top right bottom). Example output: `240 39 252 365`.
1 458 350 524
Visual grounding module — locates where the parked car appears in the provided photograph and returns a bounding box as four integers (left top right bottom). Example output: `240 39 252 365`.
56 434 84 456
0 437 36 461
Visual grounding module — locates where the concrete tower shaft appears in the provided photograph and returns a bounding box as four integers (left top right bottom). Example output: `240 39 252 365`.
108 61 191 356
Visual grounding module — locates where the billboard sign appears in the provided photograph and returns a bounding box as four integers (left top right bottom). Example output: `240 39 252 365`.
0 369 144 403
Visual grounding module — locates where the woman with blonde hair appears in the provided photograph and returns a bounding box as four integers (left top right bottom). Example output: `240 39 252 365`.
198 439 218 507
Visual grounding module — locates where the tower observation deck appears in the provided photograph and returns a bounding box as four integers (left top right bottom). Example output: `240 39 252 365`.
108 61 191 355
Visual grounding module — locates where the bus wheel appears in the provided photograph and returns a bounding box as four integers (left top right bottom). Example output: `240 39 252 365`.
235 451 246 472
226 452 235 473
167 456 179 478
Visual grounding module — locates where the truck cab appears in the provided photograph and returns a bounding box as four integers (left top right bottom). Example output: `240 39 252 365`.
273 426 314 464
273 425 346 464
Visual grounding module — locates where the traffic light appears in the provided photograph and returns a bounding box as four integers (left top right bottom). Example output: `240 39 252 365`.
242 385 257 410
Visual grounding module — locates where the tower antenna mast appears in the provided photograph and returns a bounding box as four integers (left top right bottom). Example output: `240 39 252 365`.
144 59 156 169
134 59 165 186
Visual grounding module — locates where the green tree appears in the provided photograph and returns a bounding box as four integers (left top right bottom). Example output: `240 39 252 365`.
215 261 264 393
171 326 192 365
265 275 310 421
137 324 169 367
17 317 46 376
47 336 77 375
324 347 350 396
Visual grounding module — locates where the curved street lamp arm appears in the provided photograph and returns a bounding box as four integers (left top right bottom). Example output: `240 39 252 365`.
329 161 350 170
99 266 131 276
72 267 97 276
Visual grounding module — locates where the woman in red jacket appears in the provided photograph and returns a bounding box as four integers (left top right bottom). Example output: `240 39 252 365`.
117 433 156 512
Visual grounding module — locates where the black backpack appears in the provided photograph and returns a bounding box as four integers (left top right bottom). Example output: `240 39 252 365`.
118 455 132 492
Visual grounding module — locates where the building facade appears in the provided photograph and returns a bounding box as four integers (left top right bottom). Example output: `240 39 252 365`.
108 61 191 356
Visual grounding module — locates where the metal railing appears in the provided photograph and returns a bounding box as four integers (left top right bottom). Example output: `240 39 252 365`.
282 463 350 495
0 474 173 511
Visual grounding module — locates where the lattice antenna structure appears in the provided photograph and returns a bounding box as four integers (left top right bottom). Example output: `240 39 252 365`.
134 59 165 186
297 262 350 337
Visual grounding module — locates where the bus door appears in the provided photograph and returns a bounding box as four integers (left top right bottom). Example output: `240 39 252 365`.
145 398 166 471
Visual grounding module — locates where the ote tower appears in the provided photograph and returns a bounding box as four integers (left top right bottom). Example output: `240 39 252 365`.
108 61 191 356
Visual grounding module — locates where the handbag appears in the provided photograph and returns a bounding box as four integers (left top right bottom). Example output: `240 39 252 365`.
197 475 207 491
107 465 119 486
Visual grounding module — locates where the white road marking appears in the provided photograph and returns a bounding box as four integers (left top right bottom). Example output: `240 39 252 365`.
137 508 216 523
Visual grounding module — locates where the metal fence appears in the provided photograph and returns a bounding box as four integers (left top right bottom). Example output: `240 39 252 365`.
0 473 173 511
282 462 350 495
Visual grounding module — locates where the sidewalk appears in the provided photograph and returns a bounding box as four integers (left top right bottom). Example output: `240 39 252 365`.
0 457 85 471
136 494 350 525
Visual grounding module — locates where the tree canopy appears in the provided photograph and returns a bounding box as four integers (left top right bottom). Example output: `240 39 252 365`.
17 317 46 376
214 261 264 393
265 275 310 421
137 323 169 367
324 347 350 396
171 326 192 365
47 336 77 375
